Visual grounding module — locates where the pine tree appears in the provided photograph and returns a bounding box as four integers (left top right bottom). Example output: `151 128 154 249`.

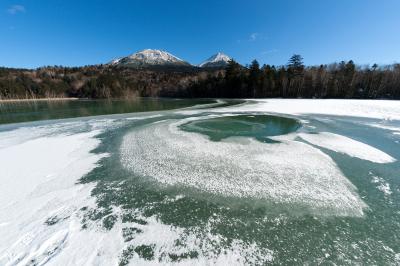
287 54 304 76
249 60 261 97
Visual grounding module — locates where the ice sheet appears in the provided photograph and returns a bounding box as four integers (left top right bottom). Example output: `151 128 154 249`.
299 132 395 163
211 99 400 120
0 123 124 266
121 118 367 217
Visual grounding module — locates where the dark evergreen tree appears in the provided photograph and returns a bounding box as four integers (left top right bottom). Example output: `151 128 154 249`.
249 60 261 97
287 54 304 76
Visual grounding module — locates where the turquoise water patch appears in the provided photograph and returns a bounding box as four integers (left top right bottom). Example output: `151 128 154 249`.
180 114 300 142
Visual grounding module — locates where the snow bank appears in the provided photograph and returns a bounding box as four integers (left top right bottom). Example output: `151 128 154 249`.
214 99 400 120
0 131 101 207
0 122 125 266
299 132 396 163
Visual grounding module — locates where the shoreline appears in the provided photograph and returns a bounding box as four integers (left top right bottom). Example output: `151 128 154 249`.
0 97 79 103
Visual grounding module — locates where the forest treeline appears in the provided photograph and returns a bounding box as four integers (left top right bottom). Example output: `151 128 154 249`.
1 55 400 100
0 65 206 99
179 55 400 99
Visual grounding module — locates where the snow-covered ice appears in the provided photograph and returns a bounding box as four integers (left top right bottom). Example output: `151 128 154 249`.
120 117 367 217
1 98 399 265
0 122 125 266
212 99 400 120
299 132 395 163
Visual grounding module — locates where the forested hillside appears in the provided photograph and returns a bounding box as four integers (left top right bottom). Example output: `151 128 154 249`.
1 55 400 100
0 65 219 99
182 55 400 99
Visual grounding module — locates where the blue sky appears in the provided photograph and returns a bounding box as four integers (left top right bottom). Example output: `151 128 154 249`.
1 0 400 68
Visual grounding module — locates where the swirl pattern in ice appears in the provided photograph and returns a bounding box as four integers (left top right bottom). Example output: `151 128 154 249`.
120 115 367 217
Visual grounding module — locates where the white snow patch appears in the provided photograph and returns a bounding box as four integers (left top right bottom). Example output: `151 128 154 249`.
0 131 101 207
299 132 395 163
213 99 400 120
0 122 81 149
0 122 126 266
395 253 400 264
126 114 163 120
371 175 392 196
120 215 274 265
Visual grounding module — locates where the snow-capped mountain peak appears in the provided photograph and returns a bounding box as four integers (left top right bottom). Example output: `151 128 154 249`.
109 49 190 68
127 49 184 63
199 52 232 68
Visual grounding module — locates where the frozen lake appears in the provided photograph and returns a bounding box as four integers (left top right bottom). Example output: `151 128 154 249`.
0 99 400 265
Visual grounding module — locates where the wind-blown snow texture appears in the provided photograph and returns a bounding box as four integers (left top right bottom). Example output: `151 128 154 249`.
0 122 115 265
120 117 367 216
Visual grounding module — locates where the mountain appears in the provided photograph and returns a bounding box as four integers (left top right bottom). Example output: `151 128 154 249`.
199 52 232 68
109 49 191 68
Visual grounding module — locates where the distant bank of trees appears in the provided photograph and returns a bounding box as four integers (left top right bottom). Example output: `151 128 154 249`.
181 55 400 99
1 55 400 100
0 65 203 99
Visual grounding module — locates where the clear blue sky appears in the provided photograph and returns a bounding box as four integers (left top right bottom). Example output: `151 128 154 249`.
1 0 400 68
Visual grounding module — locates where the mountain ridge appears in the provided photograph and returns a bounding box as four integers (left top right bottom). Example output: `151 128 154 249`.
109 49 231 69
199 52 232 68
109 49 191 68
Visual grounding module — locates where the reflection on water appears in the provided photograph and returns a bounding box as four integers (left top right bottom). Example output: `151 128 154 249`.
0 98 212 124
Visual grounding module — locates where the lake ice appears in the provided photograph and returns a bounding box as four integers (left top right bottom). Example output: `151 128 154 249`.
1 99 399 265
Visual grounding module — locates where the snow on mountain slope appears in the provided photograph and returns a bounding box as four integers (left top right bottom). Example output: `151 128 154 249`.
199 52 232 68
109 49 191 68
